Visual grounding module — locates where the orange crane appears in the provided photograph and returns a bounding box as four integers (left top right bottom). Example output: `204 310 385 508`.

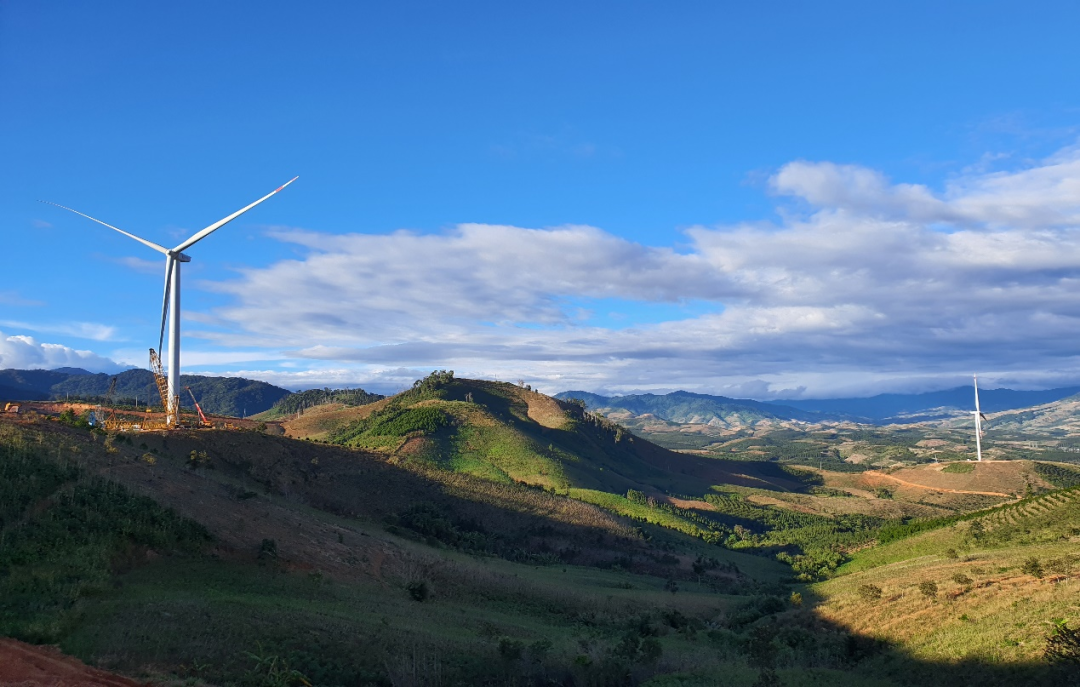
185 386 212 427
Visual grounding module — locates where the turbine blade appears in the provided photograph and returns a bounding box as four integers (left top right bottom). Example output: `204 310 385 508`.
39 201 170 255
172 176 298 253
159 256 174 354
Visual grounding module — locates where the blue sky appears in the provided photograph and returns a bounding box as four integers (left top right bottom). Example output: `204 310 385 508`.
5 1 1080 397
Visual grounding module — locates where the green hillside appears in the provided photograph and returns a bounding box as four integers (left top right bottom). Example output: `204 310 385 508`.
322 372 808 499
813 485 1080 679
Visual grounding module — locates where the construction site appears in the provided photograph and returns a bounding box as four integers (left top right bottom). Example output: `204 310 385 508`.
0 348 279 434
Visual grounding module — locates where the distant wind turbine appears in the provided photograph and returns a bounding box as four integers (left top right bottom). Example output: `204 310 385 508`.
971 374 987 461
42 177 298 425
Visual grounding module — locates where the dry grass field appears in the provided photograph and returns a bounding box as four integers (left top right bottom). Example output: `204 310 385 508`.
816 487 1080 663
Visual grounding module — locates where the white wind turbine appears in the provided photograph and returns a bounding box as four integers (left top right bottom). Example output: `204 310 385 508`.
43 177 298 425
972 374 987 461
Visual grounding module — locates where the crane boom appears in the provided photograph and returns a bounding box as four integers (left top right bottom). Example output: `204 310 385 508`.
149 348 177 427
185 386 211 427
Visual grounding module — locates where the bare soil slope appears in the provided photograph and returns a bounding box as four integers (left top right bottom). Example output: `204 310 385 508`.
0 638 149 687
862 461 1049 498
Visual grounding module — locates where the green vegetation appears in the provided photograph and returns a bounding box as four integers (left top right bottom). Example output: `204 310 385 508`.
1033 461 1080 489
701 491 882 581
0 431 210 642
36 368 292 416
262 386 384 418
941 461 975 474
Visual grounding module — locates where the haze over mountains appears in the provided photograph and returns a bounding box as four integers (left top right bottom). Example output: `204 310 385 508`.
558 385 1080 426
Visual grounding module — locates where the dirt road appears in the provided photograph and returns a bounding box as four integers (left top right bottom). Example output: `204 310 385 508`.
0 638 150 686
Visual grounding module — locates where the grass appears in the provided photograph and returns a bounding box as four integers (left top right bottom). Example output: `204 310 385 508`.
567 488 717 541
942 462 976 474
813 484 1080 667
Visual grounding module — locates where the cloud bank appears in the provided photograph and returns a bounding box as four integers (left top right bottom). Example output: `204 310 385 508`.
197 144 1080 397
0 331 123 373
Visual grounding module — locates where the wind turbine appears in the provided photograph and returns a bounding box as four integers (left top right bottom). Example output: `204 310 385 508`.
971 374 987 461
42 177 298 425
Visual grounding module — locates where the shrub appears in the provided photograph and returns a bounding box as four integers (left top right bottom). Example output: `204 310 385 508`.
406 580 430 602
858 584 883 602
951 573 973 586
497 637 524 661
1045 620 1080 665
1022 557 1045 579
1046 557 1074 575
918 581 938 599
258 538 278 559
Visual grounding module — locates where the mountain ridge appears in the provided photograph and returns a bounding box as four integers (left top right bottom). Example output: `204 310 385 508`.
0 367 291 417
557 386 1080 425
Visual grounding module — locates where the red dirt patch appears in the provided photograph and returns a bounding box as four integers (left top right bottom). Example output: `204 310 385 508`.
0 638 150 686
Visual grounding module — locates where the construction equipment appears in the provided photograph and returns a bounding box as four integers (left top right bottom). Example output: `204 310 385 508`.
149 348 178 428
185 386 212 427
3 403 20 414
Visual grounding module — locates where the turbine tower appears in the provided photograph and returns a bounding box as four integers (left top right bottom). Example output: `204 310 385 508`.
971 374 987 462
43 177 298 425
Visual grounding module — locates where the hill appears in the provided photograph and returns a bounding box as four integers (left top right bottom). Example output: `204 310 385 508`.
254 386 385 420
300 373 811 500
0 367 291 417
814 482 1080 677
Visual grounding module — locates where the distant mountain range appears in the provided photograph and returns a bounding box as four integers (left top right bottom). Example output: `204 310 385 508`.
555 390 832 427
774 386 1080 422
0 367 291 417
557 386 1080 426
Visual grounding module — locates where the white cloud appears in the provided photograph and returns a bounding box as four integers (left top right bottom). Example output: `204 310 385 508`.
184 142 1080 398
0 330 123 372
0 291 44 307
0 320 119 342
114 255 163 275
